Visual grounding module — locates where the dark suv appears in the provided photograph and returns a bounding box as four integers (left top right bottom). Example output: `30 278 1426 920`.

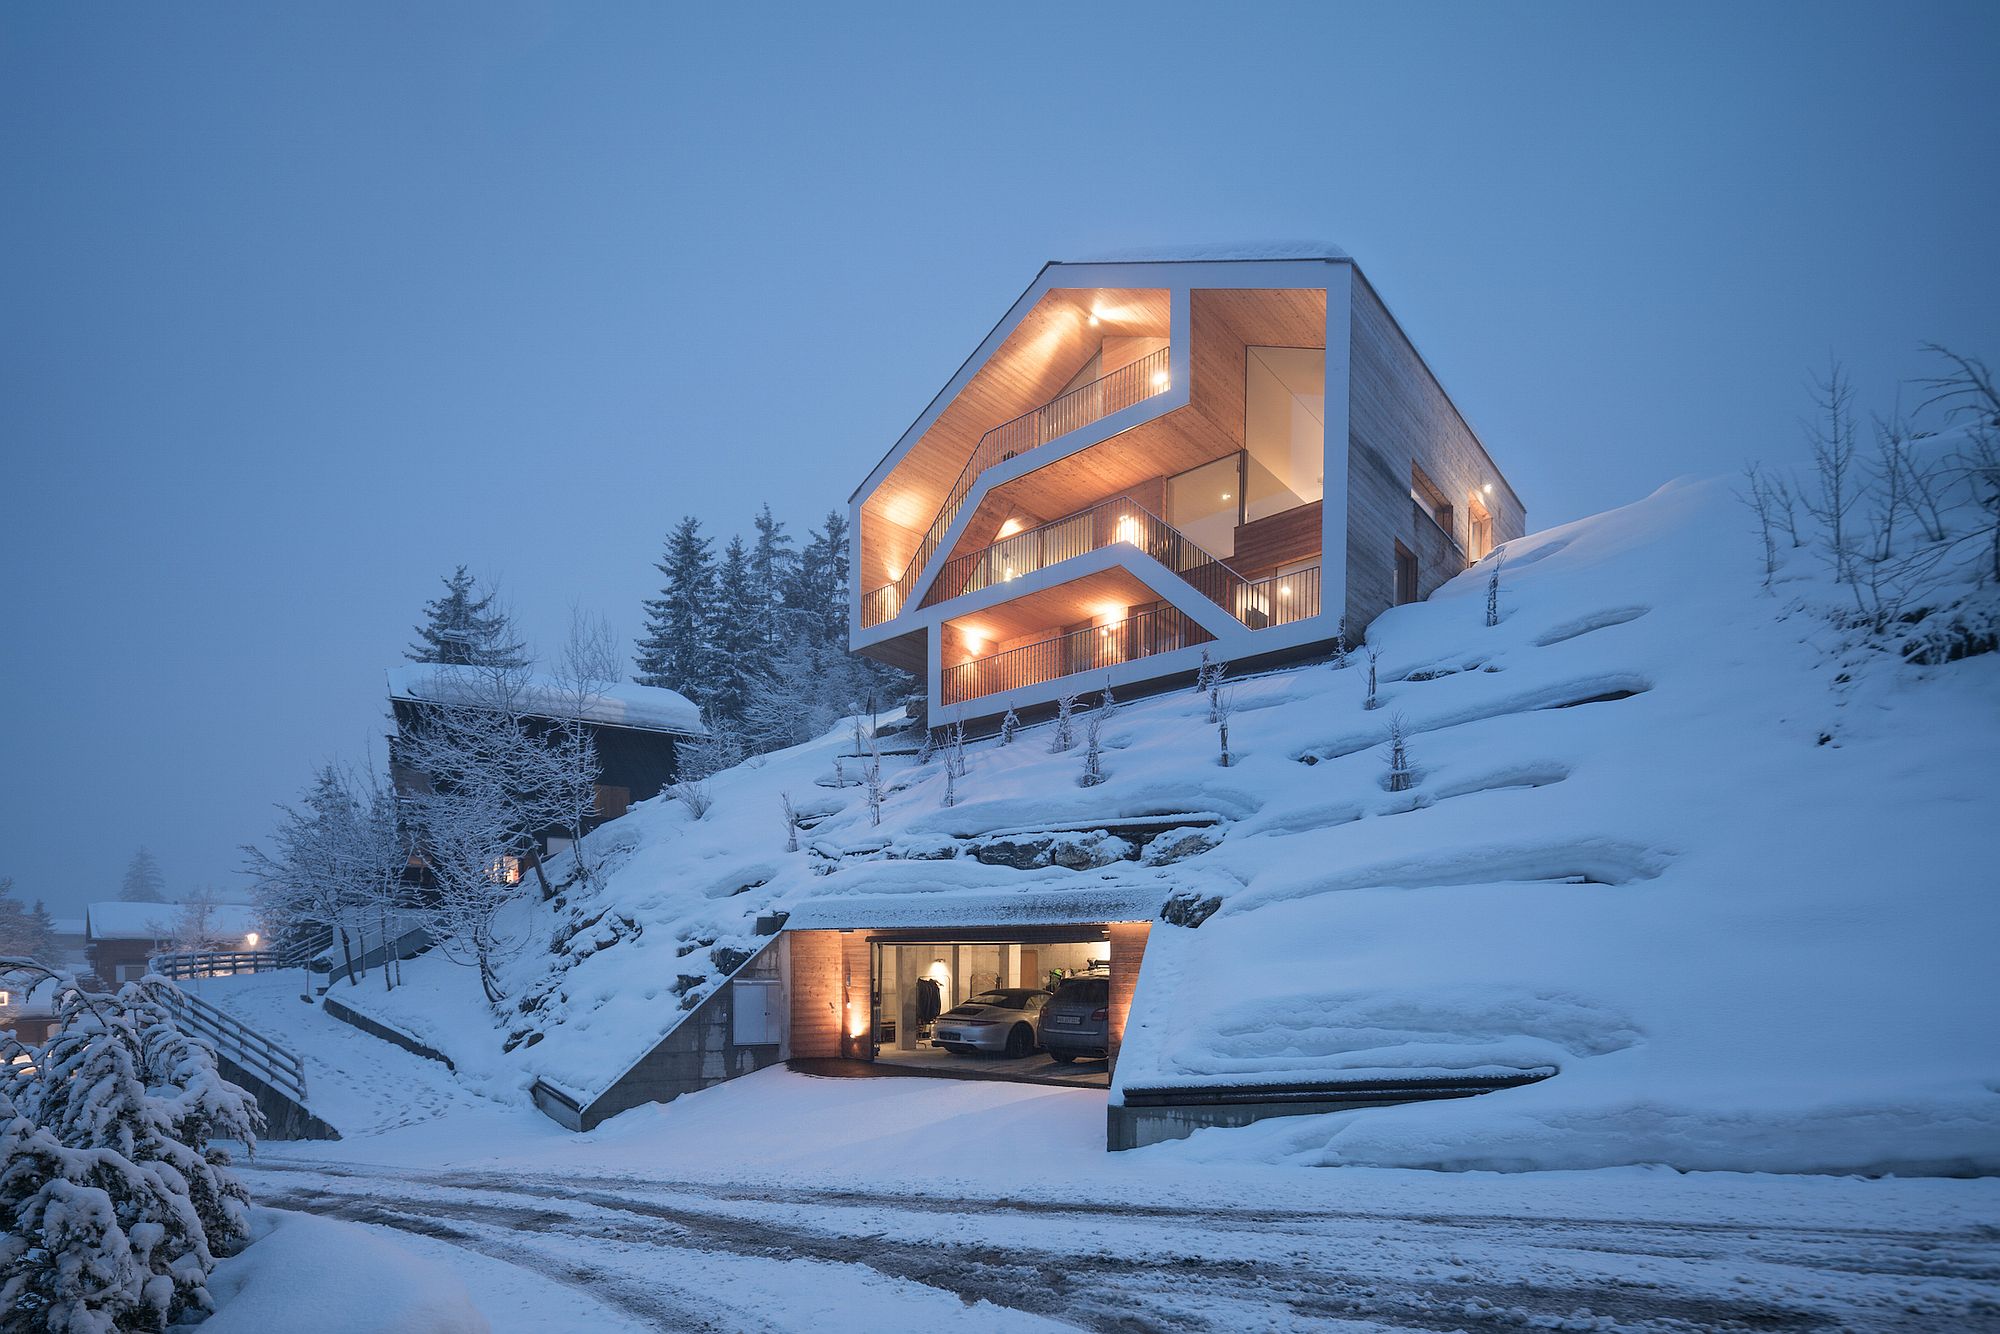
1039 973 1111 1062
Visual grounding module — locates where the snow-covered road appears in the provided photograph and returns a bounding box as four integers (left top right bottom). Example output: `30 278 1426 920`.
238 1154 2000 1332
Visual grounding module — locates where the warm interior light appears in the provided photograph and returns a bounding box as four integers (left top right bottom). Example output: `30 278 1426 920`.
245 932 260 948
0 991 11 1007
1151 371 1170 388
996 517 1026 539
1483 483 1494 494
1278 585 1291 598
1220 491 1231 501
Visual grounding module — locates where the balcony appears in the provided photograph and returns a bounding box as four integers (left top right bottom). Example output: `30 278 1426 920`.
923 492 1321 631
938 563 1320 708
862 345 1173 628
941 605 1211 707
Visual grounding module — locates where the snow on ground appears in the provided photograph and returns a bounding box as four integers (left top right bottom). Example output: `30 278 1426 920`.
233 1068 2000 1332
192 970 535 1138
391 463 2000 1175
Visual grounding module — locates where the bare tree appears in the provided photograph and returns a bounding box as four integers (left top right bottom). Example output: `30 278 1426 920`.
947 720 967 779
1485 551 1507 624
1802 360 1863 598
1080 709 1106 786
1205 661 1229 724
1364 646 1383 710
1738 463 1780 589
781 792 801 852
1215 688 1236 767
1768 472 1805 548
242 763 371 989
1330 617 1350 669
864 732 884 827
1918 343 2000 584
1049 691 1078 752
546 610 613 894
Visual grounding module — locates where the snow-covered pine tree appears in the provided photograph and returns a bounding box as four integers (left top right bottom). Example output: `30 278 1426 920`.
998 708 1020 745
707 535 769 729
2 975 261 1331
0 878 58 962
406 565 528 668
634 516 721 701
120 848 167 903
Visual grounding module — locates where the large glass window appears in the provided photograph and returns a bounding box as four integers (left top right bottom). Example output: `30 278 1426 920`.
1167 455 1241 557
1244 347 1324 520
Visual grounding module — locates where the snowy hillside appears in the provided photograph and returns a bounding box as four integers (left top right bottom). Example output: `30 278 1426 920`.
360 461 1996 1176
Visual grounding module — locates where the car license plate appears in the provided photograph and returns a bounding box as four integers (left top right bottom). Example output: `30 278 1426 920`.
937 1031 958 1042
1053 1015 1081 1025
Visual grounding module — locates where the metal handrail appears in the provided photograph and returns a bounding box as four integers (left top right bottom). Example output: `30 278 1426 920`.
862 346 1173 628
155 983 309 1106
941 604 1213 706
920 492 1240 611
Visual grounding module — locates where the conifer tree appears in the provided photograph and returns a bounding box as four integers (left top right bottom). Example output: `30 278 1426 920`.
119 849 167 903
707 536 768 728
406 565 528 668
634 517 721 700
749 504 796 653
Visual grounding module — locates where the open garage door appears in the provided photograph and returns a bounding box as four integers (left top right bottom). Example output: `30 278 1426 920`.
869 926 1116 1089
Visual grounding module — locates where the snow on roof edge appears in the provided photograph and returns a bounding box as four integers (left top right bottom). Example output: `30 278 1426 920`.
386 665 707 737
1060 240 1349 264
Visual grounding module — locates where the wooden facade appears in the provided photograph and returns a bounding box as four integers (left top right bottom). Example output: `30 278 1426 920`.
853 252 1523 727
1106 920 1150 1070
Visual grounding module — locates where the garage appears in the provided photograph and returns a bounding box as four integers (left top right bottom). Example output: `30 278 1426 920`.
782 919 1151 1091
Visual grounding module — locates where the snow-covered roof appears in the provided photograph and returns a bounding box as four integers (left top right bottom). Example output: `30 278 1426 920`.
386 665 706 737
1062 241 1349 264
85 901 260 942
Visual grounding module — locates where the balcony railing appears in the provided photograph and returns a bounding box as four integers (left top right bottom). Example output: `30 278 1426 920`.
1233 564 1320 629
942 604 1212 706
923 492 1242 611
863 345 1173 628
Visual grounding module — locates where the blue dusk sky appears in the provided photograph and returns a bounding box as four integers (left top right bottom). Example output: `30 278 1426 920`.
2 2 1995 915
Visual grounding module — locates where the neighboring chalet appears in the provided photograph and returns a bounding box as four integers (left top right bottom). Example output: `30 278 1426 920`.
84 900 260 986
0 979 59 1046
386 665 706 873
850 245 1523 723
529 247 1527 1146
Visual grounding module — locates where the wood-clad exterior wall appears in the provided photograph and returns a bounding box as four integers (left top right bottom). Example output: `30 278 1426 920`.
785 929 843 1060
1231 500 1323 580
1343 274 1525 634
840 930 873 1059
1107 920 1151 1071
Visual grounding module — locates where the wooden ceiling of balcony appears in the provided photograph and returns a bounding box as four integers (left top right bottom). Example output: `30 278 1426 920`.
942 568 1164 651
945 288 1328 563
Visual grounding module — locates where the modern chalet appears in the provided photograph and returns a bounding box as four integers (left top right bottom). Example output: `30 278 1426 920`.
850 246 1523 722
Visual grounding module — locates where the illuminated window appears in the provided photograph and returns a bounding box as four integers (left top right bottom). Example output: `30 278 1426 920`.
0 990 11 1007
488 855 522 886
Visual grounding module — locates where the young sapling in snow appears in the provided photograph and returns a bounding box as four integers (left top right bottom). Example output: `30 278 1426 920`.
1050 691 1078 752
916 727 937 766
1385 713 1415 793
1738 464 1780 589
1215 688 1236 767
998 707 1020 745
948 720 967 778
671 778 714 820
833 756 846 788
1330 617 1349 669
941 758 957 807
1364 646 1382 709
781 792 801 852
1080 709 1106 787
1099 676 1118 720
1206 661 1229 723
865 736 884 827
1485 552 1507 625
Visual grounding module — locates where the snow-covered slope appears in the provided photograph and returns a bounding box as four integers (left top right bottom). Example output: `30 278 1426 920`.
383 464 1995 1175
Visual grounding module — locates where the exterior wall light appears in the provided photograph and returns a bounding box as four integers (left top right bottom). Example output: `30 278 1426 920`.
1151 371 1170 388
245 932 260 948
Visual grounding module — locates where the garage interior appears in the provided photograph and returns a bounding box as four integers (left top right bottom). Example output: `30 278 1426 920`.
873 929 1113 1088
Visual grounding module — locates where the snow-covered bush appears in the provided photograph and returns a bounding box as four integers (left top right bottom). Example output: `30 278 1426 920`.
1 975 260 1333
998 708 1019 745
